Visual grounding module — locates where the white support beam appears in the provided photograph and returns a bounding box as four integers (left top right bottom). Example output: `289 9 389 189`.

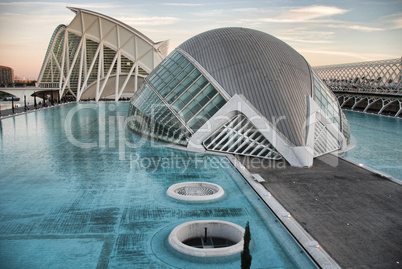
115 26 121 101
96 45 102 101
60 38 84 97
78 44 101 101
117 62 136 99
76 37 85 101
97 52 119 100
59 30 68 96
134 61 138 93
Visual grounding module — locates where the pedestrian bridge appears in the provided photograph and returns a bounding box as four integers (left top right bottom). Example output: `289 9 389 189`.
314 58 402 117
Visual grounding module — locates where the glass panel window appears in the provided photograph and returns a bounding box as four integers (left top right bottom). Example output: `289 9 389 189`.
195 92 209 107
212 95 225 107
313 71 340 129
144 50 228 132
196 76 209 89
182 109 194 122
187 101 202 114
204 85 217 99
181 76 195 89
180 92 192 104
172 100 185 112
204 102 219 116
176 71 187 81
187 84 200 96
189 69 201 80
184 64 194 73
180 59 189 68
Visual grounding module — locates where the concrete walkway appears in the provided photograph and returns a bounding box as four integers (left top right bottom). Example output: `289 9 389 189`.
0 102 58 118
239 154 402 269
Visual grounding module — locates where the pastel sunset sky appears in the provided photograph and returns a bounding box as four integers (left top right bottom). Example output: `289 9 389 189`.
0 0 401 79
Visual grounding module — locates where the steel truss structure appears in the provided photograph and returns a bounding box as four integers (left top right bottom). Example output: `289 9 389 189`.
203 113 282 160
314 58 402 117
37 7 168 101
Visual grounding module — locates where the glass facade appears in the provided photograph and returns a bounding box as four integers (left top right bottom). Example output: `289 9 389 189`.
313 71 341 129
38 31 145 96
128 49 349 159
39 27 65 88
313 71 350 144
129 83 191 145
129 50 227 145
341 111 351 143
147 51 227 131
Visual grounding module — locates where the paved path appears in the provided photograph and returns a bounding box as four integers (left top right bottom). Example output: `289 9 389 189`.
239 154 402 269
0 102 57 118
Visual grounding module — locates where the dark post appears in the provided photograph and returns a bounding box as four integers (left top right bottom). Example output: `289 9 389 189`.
204 227 207 243
34 92 37 109
241 221 252 269
24 95 27 111
12 97 14 114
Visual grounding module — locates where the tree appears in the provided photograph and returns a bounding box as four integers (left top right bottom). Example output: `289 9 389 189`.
241 221 252 269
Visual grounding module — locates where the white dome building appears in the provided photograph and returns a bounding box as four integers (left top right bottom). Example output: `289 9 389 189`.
128 27 350 167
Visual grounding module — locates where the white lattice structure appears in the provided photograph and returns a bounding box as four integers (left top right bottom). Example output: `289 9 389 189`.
314 59 402 117
203 114 282 160
314 59 401 94
37 7 168 101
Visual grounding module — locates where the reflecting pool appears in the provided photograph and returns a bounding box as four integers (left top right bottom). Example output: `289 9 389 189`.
342 111 402 180
0 102 316 268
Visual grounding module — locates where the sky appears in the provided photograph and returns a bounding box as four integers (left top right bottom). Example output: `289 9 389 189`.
0 0 401 79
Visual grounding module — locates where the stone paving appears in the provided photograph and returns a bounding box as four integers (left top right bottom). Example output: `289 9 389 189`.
240 154 402 269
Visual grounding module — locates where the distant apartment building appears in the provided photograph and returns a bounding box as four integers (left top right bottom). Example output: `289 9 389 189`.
0 65 15 86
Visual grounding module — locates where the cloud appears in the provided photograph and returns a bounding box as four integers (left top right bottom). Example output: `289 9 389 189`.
233 5 384 33
393 17 402 29
0 2 120 9
274 28 335 44
232 8 268 13
278 36 333 44
0 2 64 6
346 25 383 32
264 5 349 23
232 5 349 25
191 9 225 17
326 24 383 32
388 13 402 29
300 49 397 63
163 3 204 6
118 16 180 26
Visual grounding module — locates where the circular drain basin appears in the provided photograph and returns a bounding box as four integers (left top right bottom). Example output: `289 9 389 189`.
168 220 244 257
167 182 224 201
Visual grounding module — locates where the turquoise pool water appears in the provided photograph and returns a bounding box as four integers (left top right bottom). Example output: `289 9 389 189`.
342 110 402 180
0 102 316 268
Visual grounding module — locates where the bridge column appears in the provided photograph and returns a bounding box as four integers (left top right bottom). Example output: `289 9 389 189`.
351 97 366 110
395 101 402 117
341 96 353 108
363 98 380 113
378 99 396 114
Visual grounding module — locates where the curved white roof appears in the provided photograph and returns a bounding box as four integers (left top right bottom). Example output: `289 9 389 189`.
179 27 313 146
